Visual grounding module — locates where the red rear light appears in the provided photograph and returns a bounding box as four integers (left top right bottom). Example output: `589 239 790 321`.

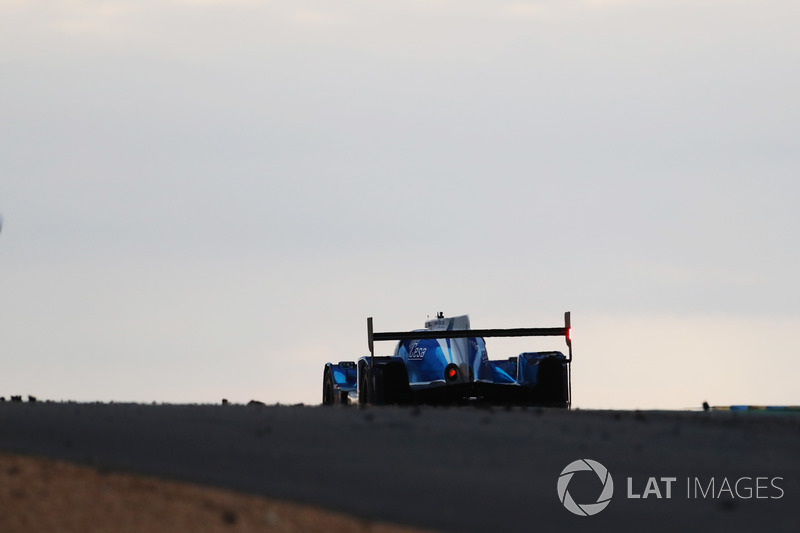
444 363 459 382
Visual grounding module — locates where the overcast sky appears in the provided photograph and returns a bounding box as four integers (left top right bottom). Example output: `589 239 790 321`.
1 0 798 408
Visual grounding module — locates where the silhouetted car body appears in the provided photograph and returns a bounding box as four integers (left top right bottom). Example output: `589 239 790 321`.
323 312 572 407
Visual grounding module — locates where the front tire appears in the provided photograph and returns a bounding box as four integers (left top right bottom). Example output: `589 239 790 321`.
322 368 335 406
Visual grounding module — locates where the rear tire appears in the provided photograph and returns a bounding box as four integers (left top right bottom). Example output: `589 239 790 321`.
532 358 568 407
372 362 411 405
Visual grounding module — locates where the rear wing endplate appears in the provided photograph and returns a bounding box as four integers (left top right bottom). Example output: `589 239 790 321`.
368 311 572 362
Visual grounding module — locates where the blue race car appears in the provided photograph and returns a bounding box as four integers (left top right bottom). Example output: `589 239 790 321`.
322 312 572 407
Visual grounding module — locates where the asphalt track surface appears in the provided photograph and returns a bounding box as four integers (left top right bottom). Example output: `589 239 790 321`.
0 403 798 532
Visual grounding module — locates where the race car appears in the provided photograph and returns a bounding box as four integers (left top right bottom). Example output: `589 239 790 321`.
322 312 572 407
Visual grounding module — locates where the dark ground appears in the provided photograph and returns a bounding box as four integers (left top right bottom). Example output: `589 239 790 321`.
0 403 798 532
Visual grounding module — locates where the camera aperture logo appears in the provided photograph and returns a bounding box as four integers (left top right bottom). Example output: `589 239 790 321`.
557 459 614 516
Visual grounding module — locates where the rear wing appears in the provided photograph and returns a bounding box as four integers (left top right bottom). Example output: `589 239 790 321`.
368 311 572 362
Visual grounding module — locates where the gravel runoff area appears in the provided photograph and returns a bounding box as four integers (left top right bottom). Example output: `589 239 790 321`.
0 402 798 533
0 451 433 533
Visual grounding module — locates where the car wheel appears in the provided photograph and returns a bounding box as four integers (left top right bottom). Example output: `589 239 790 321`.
322 368 335 406
373 362 411 405
359 366 372 405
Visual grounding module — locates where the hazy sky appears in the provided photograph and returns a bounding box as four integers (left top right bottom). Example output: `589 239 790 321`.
1 0 798 408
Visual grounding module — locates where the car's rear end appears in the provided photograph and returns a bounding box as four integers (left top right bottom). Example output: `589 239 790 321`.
323 312 573 407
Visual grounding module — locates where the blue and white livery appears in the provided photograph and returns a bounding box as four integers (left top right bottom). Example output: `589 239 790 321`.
323 312 572 407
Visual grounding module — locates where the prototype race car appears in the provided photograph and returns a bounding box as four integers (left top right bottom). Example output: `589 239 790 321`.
322 312 572 407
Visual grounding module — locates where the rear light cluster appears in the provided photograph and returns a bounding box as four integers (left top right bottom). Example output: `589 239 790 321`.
444 364 459 382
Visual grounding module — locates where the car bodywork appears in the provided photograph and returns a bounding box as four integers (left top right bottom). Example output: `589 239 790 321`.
323 312 572 407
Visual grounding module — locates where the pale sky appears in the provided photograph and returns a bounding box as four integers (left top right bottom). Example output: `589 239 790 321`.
1 0 798 408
